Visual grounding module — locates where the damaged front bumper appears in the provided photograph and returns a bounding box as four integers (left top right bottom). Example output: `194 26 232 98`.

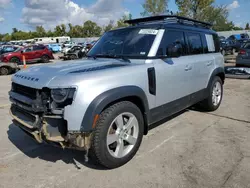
9 105 92 151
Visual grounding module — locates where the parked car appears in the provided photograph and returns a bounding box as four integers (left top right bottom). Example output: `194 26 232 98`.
0 61 20 75
9 15 224 169
60 45 87 60
236 41 250 67
46 43 62 53
0 45 54 64
0 45 21 55
62 41 75 48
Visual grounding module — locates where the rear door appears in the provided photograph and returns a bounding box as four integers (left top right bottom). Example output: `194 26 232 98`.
33 45 46 59
239 42 250 60
185 32 215 96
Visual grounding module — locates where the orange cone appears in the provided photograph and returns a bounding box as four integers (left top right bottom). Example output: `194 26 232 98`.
22 55 27 69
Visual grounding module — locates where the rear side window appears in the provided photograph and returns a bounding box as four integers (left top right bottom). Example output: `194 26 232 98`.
33 46 45 51
242 42 250 49
157 30 186 56
186 33 203 55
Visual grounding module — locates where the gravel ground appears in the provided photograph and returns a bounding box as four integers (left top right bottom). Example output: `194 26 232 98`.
0 75 249 188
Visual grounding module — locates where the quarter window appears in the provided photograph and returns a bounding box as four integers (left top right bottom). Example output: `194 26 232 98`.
33 46 45 51
186 33 203 55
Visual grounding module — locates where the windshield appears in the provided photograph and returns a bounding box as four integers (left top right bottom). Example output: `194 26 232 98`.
14 47 23 52
87 27 158 58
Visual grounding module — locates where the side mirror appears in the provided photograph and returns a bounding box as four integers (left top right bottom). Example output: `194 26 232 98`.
167 43 182 58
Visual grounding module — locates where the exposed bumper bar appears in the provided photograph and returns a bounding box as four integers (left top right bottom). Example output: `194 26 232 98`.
9 105 92 151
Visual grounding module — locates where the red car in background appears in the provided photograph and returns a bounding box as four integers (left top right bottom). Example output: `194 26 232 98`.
0 45 54 65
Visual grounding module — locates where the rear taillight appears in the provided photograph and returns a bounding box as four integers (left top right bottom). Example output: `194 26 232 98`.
239 50 246 55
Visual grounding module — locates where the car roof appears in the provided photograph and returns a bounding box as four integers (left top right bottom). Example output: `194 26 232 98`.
114 15 216 35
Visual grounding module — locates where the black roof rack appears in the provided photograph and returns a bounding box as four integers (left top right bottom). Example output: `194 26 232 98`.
125 15 213 29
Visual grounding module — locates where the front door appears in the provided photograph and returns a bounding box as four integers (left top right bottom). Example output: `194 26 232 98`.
152 30 193 122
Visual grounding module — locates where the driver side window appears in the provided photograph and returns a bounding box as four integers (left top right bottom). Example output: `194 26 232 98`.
157 30 186 56
24 47 33 52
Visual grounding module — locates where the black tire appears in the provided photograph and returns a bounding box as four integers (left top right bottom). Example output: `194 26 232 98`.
41 55 49 63
70 54 77 60
90 101 144 169
199 76 223 111
231 48 236 55
0 67 9 75
9 57 21 65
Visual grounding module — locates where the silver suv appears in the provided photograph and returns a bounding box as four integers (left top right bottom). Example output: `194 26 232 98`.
9 16 225 169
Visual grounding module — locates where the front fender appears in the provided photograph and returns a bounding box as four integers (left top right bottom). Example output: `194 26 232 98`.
80 86 149 132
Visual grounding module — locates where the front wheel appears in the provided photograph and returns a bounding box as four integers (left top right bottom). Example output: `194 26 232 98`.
0 67 9 75
199 76 223 111
90 101 144 169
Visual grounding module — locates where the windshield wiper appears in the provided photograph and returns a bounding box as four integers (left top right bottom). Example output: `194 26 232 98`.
88 54 130 62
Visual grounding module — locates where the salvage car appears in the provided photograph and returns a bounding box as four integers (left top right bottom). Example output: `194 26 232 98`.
236 41 250 67
0 45 54 64
9 15 225 169
60 45 87 60
0 45 20 55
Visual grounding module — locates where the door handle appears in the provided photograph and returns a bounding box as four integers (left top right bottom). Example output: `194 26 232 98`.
206 61 213 66
185 65 192 71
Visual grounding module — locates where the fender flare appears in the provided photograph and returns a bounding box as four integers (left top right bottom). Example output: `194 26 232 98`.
80 86 149 132
207 67 225 89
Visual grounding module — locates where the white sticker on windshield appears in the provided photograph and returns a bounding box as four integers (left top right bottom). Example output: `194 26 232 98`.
139 29 158 35
205 34 215 52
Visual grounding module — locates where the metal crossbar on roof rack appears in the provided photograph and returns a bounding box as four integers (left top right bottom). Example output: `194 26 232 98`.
125 15 213 29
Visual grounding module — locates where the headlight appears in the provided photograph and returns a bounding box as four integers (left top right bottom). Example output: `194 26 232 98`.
51 88 75 103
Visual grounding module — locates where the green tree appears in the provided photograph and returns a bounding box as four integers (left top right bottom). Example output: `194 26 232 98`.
36 26 46 37
176 0 233 31
116 13 132 28
141 0 168 16
54 24 67 36
82 20 102 37
245 23 250 30
104 20 114 32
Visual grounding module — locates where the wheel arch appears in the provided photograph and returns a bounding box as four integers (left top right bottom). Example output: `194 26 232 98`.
207 67 225 88
80 86 150 134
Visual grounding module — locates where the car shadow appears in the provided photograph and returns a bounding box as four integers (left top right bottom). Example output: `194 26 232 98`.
7 123 108 171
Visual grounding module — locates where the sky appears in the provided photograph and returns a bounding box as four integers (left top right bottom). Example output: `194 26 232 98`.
0 0 248 34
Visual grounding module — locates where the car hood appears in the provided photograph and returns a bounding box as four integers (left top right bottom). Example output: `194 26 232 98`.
12 58 134 89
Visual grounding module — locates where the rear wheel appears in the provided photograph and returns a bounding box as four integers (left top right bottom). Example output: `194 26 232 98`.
90 101 144 169
9 57 21 65
199 76 223 111
70 54 77 60
41 55 49 63
0 67 9 75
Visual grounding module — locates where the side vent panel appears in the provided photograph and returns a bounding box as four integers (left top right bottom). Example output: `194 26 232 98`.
147 67 156 95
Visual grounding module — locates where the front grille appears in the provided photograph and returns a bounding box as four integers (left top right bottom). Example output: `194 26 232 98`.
12 83 38 100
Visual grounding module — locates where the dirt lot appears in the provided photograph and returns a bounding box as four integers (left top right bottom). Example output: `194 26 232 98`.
0 75 249 188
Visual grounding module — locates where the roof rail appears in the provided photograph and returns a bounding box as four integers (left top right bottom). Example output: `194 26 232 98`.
125 15 213 29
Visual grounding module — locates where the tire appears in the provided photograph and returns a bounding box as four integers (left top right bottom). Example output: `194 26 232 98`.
231 48 236 55
221 50 225 56
0 67 9 75
70 54 77 60
199 76 223 111
41 55 49 63
90 101 144 169
9 57 21 65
